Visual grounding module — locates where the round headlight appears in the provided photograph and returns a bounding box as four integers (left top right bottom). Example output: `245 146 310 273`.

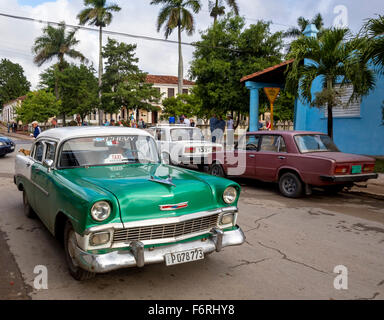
223 186 237 204
91 201 111 222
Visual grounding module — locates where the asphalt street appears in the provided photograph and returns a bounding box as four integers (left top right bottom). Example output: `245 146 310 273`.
0 137 383 300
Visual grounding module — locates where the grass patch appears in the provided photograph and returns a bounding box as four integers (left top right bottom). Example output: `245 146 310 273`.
375 158 384 173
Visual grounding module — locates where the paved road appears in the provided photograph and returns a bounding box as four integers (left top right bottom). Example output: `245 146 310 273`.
0 138 383 300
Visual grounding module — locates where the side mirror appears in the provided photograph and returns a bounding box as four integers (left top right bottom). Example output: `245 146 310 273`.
43 159 54 171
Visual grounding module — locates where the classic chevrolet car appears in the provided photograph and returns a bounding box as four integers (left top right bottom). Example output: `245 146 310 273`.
147 125 222 170
14 127 244 280
0 134 15 157
209 131 378 198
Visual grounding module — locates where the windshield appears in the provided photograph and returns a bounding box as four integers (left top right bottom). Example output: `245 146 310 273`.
170 128 204 141
59 135 159 168
294 134 340 153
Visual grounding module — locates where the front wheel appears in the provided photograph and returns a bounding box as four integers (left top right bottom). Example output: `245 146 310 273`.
64 221 95 281
278 172 303 198
210 163 225 177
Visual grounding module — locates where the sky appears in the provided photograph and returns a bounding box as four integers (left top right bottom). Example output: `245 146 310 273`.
0 0 382 89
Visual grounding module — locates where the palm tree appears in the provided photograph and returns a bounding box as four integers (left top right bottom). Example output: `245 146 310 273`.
209 0 239 24
77 0 121 125
284 13 324 38
150 0 201 95
32 22 87 123
362 15 384 73
286 28 375 138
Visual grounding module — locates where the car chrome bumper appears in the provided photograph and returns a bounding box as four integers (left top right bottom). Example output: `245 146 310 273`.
320 173 378 182
73 226 245 273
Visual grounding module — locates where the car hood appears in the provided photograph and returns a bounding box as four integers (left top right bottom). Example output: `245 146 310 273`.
305 152 374 163
60 164 217 226
0 136 14 144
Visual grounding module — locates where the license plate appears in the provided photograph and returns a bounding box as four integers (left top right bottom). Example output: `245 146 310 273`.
352 165 362 174
165 248 204 266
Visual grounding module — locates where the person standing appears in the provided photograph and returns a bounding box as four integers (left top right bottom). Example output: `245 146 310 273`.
7 122 10 133
183 116 190 126
51 118 58 128
12 121 17 133
190 119 195 127
209 114 218 142
216 116 226 144
226 115 234 147
31 121 41 138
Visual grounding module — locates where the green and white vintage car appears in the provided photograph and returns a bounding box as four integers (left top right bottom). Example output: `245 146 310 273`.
14 127 245 280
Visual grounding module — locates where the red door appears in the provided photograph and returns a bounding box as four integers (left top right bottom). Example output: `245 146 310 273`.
255 135 287 181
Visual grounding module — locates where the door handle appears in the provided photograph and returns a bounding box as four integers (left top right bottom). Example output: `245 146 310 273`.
249 154 255 158
278 156 286 160
26 163 31 167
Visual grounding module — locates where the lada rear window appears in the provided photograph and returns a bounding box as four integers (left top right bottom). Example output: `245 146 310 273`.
294 134 340 153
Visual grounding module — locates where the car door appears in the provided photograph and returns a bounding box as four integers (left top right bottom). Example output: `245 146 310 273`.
31 140 55 228
255 135 288 181
228 134 260 177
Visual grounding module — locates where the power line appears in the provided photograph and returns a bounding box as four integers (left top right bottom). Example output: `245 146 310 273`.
0 12 244 53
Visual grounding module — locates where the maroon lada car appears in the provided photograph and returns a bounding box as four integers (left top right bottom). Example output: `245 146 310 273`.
209 131 378 198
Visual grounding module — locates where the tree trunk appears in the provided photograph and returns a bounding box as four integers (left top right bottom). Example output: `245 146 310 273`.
177 23 183 96
98 25 103 125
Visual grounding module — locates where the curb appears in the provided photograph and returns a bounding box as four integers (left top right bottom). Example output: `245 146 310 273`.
344 190 384 201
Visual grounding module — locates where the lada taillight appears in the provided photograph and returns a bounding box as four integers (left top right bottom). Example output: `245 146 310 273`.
185 147 194 153
334 165 349 175
212 147 222 152
363 163 375 173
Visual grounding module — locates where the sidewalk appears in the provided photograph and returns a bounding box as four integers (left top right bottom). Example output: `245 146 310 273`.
0 126 33 141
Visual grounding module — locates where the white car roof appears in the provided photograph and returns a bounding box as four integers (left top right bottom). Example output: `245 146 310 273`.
37 126 152 141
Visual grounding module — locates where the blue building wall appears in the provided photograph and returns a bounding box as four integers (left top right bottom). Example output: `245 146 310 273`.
294 25 384 156
294 69 384 156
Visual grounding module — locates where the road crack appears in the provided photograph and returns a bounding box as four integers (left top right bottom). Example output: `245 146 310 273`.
257 241 328 275
356 292 380 300
245 213 281 232
230 258 270 269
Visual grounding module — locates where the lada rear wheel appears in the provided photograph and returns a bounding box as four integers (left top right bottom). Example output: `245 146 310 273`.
64 221 95 281
279 172 303 198
23 190 36 218
210 163 225 177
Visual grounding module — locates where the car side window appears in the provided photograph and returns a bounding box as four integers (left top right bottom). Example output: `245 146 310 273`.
260 135 280 152
278 136 287 153
45 142 57 161
237 135 259 151
34 142 45 162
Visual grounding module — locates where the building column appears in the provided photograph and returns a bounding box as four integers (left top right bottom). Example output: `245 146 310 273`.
245 81 259 131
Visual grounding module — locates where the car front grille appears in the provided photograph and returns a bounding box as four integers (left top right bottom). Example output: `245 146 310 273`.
113 213 220 244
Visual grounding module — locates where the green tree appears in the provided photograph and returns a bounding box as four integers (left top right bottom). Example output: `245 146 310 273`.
32 22 87 124
150 0 201 95
284 13 324 38
362 15 384 73
361 15 384 124
77 0 121 125
160 93 205 120
102 38 161 116
209 0 239 24
286 28 376 138
39 64 99 123
190 14 283 128
0 59 30 112
15 90 61 124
